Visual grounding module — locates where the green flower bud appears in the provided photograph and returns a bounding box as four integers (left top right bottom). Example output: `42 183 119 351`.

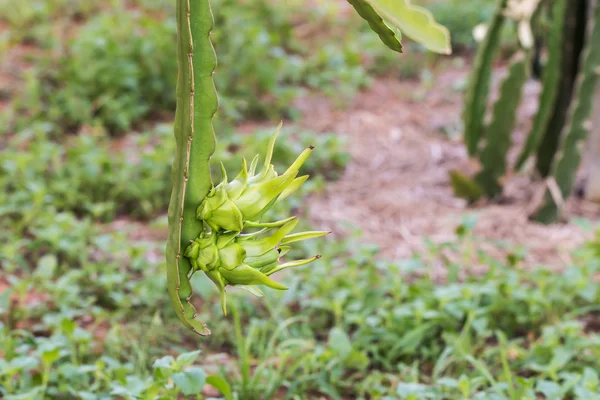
189 233 218 272
182 124 330 315
197 186 244 232
183 216 329 314
196 125 313 232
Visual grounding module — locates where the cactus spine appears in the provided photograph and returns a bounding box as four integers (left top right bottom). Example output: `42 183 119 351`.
533 0 600 223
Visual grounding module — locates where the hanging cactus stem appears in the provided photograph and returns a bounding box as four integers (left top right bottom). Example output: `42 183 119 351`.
166 0 329 335
166 0 218 336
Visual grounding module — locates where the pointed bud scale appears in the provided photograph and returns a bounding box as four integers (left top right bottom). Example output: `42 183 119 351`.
238 285 264 297
280 230 331 245
284 147 313 175
277 246 292 257
278 175 309 203
219 162 228 184
252 122 282 183
183 240 201 259
264 255 322 276
249 154 259 176
219 264 288 290
226 157 249 200
244 248 280 269
216 231 240 249
234 171 298 221
240 218 299 257
218 243 247 271
244 216 297 229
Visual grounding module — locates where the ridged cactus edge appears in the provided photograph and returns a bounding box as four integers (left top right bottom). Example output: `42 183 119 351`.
166 0 218 336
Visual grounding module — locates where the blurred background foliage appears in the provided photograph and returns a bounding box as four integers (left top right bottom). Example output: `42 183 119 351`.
1 0 599 399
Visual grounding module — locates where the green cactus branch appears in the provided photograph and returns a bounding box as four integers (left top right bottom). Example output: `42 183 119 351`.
533 0 600 224
515 0 567 170
475 51 531 198
534 0 590 177
462 0 508 156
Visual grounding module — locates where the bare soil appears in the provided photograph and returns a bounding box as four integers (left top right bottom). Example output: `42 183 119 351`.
295 65 600 264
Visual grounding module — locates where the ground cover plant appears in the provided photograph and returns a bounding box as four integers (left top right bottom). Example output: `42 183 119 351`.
1 0 599 398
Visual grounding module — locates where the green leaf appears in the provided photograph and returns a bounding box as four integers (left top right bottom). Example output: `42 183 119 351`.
41 347 60 365
36 254 58 278
328 327 352 361
206 375 233 400
172 366 206 396
349 0 451 54
536 380 562 400
175 350 202 369
152 355 175 379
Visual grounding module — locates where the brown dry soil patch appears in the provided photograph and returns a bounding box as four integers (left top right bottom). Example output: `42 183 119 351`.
295 66 600 264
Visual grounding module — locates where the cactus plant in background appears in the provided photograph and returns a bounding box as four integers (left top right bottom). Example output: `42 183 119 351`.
454 0 599 223
533 1 600 223
515 0 567 170
451 0 534 201
450 50 531 200
462 0 508 156
533 0 590 178
167 0 451 335
474 50 531 198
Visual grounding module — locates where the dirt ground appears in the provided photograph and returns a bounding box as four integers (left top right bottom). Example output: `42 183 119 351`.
296 65 600 265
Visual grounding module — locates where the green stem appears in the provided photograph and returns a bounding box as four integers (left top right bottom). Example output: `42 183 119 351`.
167 0 217 335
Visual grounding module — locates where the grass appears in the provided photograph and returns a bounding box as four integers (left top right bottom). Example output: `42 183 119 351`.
1 0 599 398
2 200 600 398
1 0 499 136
